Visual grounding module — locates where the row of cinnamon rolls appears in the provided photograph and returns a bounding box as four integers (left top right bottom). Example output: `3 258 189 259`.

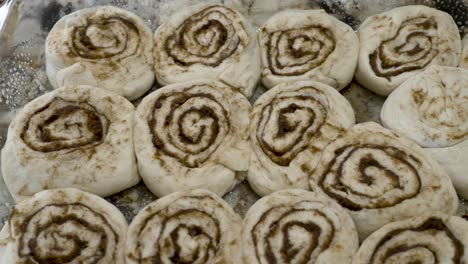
44 4 468 100
1 77 463 239
1 187 467 263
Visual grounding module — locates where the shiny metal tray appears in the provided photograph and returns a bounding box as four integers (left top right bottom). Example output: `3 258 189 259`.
0 0 467 227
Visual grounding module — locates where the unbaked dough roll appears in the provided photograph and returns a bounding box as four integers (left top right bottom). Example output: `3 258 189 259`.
309 122 458 240
259 9 359 90
460 35 468 68
352 212 468 264
1 85 139 201
243 189 359 264
46 6 154 100
381 65 468 198
355 5 461 96
126 189 242 264
248 80 355 197
0 188 127 264
134 79 250 197
154 4 260 97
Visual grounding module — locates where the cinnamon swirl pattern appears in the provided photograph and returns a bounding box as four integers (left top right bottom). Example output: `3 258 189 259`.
134 80 250 197
352 212 468 264
248 80 355 197
243 189 359 264
154 4 260 97
46 6 154 100
259 10 359 90
126 189 243 264
309 122 458 240
0 188 128 264
461 35 468 69
355 5 461 96
381 65 468 198
1 85 139 201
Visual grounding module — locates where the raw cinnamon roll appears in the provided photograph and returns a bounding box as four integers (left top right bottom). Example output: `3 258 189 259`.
46 6 154 100
248 80 355 196
381 65 468 198
460 35 468 69
352 212 468 264
355 5 461 96
309 122 458 240
134 80 250 197
153 4 260 97
259 9 359 90
126 189 242 264
0 188 127 264
1 85 139 201
243 189 359 264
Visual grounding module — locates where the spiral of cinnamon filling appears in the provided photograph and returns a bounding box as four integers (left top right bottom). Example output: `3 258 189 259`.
318 144 422 211
256 87 327 166
127 190 242 264
20 97 109 152
264 26 336 76
250 201 335 263
164 5 248 67
370 17 438 79
11 203 121 263
134 209 220 263
366 217 464 264
68 15 141 60
243 189 359 264
148 85 230 168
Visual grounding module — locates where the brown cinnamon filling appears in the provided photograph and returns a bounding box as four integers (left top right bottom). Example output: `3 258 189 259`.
369 17 438 79
21 98 108 152
148 86 230 168
318 144 421 211
256 88 327 166
13 203 119 263
265 26 336 76
251 203 334 263
369 217 464 263
164 6 246 67
70 15 141 60
132 196 222 263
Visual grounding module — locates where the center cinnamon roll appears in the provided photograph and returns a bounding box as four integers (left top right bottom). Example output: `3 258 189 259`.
248 80 355 197
309 122 458 240
148 88 230 168
154 4 261 97
126 189 243 264
134 80 251 198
